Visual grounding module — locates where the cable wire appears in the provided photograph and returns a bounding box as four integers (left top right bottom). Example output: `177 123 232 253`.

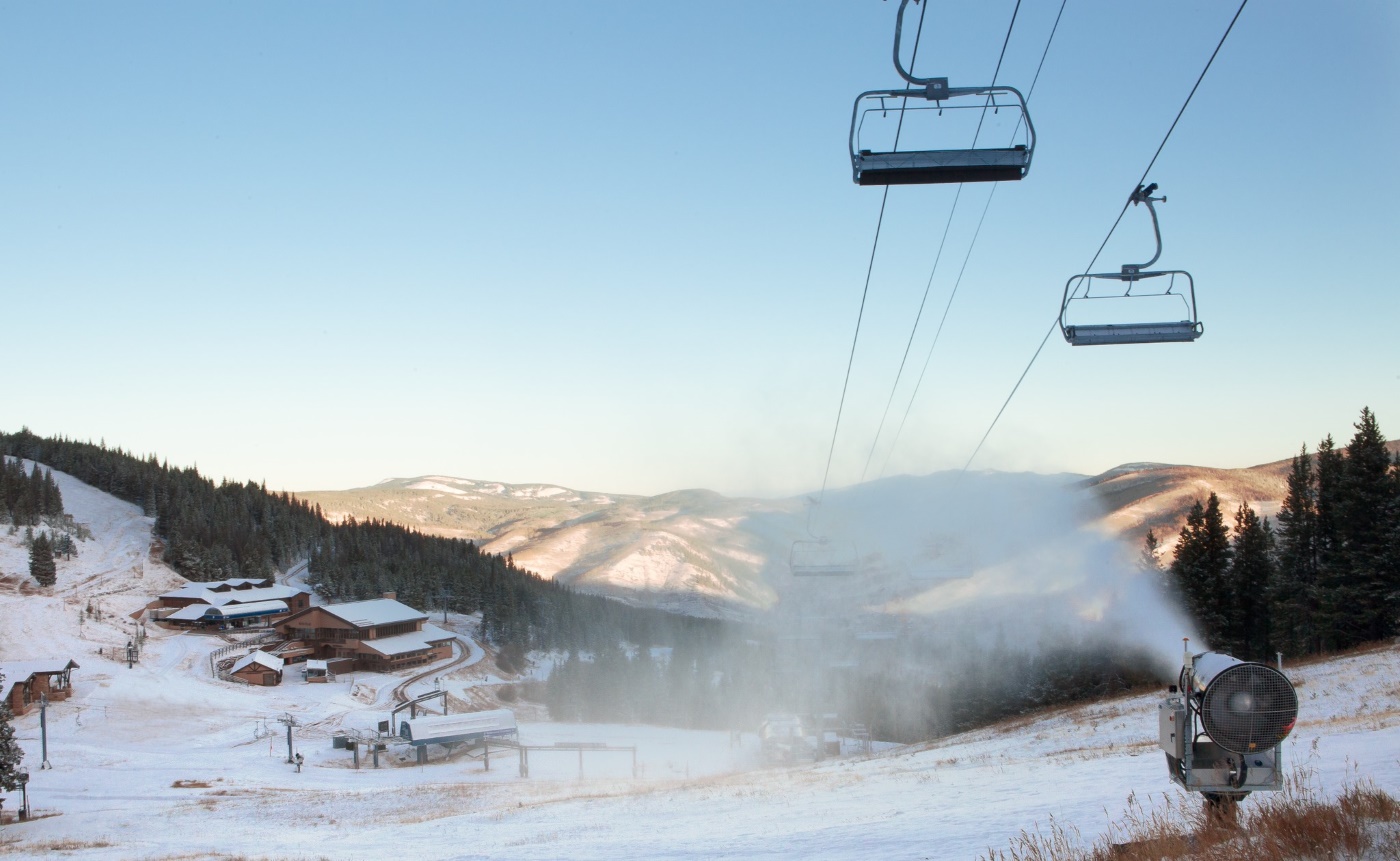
814 0 928 516
858 0 1025 483
961 0 1249 473
868 0 1065 480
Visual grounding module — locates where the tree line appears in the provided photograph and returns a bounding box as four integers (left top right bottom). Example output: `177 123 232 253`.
1153 406 1399 661
0 428 725 660
2 457 63 527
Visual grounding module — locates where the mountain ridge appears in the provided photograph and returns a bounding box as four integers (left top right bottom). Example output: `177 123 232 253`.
298 442 1400 618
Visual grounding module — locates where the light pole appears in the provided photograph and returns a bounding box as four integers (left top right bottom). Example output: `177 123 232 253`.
16 772 28 820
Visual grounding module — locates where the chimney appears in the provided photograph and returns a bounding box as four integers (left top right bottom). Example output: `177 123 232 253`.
382 591 396 601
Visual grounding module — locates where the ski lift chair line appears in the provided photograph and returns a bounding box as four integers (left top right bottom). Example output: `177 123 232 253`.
1060 184 1202 346
849 84 1034 185
789 538 860 577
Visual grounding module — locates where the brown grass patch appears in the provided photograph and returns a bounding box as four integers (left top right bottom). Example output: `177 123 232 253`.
0 837 115 854
982 772 1400 860
171 779 211 788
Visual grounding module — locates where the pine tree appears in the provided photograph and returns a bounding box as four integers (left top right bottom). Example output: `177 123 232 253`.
30 532 57 587
1338 407 1394 642
1171 493 1232 648
1141 528 1175 599
42 468 63 517
1226 502 1274 660
1314 435 1347 650
1271 445 1318 655
0 676 24 792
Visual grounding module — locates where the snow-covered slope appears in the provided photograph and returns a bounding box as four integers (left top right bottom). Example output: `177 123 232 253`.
2 466 1397 860
0 460 187 661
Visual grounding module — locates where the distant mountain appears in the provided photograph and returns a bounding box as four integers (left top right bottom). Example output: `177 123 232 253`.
1082 441 1400 554
303 475 633 541
298 443 1400 618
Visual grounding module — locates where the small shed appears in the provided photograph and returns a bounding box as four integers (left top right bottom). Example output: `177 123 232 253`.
229 651 284 686
304 659 329 683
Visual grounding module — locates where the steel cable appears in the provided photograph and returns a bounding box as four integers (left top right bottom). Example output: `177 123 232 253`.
961 0 1249 474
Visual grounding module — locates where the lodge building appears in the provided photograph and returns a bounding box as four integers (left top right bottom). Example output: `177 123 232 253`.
273 596 454 673
150 577 313 629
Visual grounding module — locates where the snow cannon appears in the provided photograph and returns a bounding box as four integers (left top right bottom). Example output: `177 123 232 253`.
1159 645 1298 811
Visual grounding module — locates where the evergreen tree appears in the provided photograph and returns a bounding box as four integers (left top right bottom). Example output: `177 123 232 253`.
1141 528 1175 599
1338 407 1394 642
0 675 24 792
1226 502 1274 660
29 532 57 587
42 468 63 516
1171 493 1232 648
1271 445 1318 655
1313 435 1347 649
53 532 77 559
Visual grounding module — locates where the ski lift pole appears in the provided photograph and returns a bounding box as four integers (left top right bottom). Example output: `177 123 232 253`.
39 694 51 769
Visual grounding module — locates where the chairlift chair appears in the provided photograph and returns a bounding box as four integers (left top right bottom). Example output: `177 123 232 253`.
849 0 1035 186
1060 184 1202 346
906 564 973 582
789 538 860 577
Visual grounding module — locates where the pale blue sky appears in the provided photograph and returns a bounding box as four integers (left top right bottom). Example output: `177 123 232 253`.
3 1 1397 497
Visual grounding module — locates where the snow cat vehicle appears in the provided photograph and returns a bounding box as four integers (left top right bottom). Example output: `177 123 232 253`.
760 714 817 764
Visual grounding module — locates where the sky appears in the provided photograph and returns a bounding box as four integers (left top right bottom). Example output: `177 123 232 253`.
3 1 1397 498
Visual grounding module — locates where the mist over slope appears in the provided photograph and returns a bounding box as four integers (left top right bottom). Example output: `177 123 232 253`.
297 445 1394 620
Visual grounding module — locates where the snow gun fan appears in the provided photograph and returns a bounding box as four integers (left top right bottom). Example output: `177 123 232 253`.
1158 642 1298 814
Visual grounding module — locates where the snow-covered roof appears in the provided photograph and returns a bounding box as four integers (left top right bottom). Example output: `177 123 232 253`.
159 577 273 599
216 600 289 619
320 598 426 628
0 660 78 704
0 659 79 681
214 578 272 589
419 623 454 643
164 583 305 605
399 709 517 744
205 586 301 606
305 660 328 671
0 660 78 703
360 631 435 657
230 651 284 674
167 601 288 621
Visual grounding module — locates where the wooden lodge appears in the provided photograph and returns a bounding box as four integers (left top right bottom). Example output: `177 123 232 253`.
274 595 453 673
0 659 78 716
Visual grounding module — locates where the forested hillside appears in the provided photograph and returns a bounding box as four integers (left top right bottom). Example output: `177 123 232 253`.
0 429 724 661
1155 406 1400 661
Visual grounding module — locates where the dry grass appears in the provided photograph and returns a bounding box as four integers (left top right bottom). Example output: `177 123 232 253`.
170 779 211 788
982 770 1400 861
0 836 115 854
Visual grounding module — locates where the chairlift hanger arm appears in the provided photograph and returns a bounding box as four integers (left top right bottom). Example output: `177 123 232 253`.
893 0 935 85
1123 184 1168 274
